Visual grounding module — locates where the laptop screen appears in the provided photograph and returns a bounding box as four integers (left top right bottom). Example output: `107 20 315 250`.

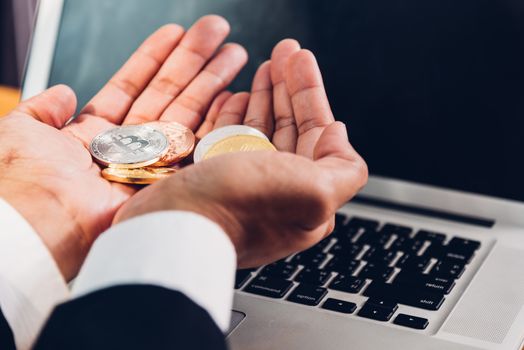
47 0 524 202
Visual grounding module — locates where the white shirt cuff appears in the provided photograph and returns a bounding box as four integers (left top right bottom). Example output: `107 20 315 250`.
0 198 70 350
72 211 237 332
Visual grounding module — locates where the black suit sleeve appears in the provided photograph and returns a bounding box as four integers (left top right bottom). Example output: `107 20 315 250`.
0 308 16 350
33 285 227 350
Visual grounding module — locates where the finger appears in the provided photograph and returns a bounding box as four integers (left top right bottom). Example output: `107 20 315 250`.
61 114 116 148
15 85 76 128
243 61 274 137
314 122 368 205
286 49 334 158
270 39 300 152
81 24 184 124
195 90 232 139
159 43 248 129
213 92 250 129
124 15 231 124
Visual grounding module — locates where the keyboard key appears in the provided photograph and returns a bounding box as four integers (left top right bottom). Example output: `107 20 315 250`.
427 274 454 286
294 268 331 285
363 248 397 265
447 237 481 251
328 243 363 259
260 262 298 279
244 275 293 298
424 244 475 264
422 243 443 257
357 303 397 321
347 217 380 230
415 230 446 243
291 250 327 267
394 272 455 294
380 223 413 236
396 254 431 272
322 298 357 314
325 257 361 274
358 262 394 281
430 260 465 279
442 251 474 264
333 226 361 243
366 298 398 310
287 284 327 306
235 269 254 289
329 274 365 293
355 230 392 246
364 281 445 310
391 237 425 254
393 277 455 295
394 314 429 330
295 245 323 256
309 237 333 251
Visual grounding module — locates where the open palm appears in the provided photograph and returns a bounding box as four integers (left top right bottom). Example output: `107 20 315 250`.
0 16 247 280
115 41 368 268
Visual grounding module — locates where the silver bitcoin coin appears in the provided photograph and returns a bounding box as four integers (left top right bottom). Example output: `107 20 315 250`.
90 125 169 168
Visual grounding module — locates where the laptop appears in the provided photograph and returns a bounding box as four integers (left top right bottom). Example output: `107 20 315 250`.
23 0 524 349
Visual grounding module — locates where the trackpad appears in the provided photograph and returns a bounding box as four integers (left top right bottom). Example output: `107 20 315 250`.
441 244 524 344
226 310 246 336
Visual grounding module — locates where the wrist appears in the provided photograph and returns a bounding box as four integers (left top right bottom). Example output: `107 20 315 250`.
0 178 88 281
172 191 245 257
115 174 246 259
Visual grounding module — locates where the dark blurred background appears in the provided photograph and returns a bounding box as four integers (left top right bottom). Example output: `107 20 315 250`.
2 0 524 202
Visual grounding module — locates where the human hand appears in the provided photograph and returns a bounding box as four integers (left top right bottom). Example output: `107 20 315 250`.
114 40 368 267
0 16 247 280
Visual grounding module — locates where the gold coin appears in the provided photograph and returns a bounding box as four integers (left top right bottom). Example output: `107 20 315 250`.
203 135 276 160
146 121 195 166
101 166 177 185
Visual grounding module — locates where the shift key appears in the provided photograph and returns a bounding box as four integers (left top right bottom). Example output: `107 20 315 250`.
244 275 293 298
363 281 445 310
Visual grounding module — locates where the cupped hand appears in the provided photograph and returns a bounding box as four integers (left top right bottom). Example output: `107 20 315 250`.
0 16 247 280
115 41 368 267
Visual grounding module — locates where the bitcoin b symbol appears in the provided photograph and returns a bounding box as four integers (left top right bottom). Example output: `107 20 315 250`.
114 135 149 152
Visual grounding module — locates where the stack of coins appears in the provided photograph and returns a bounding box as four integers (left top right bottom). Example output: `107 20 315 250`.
89 121 195 184
90 123 276 185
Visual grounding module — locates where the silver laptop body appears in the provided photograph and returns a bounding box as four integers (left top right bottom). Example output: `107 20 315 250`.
230 177 524 350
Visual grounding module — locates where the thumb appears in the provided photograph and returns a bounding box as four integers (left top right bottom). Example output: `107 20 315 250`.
314 121 368 203
15 85 77 129
314 121 359 161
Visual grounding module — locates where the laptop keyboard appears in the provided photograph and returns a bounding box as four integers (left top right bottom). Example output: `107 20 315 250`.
236 214 481 330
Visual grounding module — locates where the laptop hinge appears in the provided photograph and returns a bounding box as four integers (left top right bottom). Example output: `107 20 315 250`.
352 195 495 228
